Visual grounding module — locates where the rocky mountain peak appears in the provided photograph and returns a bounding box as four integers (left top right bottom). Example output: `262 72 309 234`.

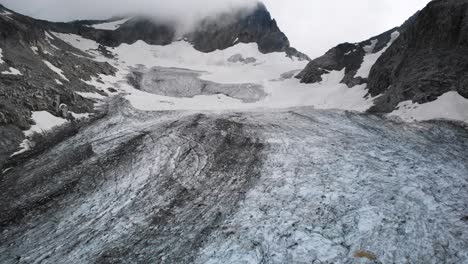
44 1 309 60
367 0 468 112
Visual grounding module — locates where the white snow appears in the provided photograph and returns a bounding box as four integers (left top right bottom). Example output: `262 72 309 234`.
0 48 3 64
55 79 64 85
70 112 91 119
43 60 70 81
76 92 106 100
389 91 468 123
51 32 102 57
27 111 68 136
43 31 60 50
355 31 400 79
51 30 467 124
31 46 39 54
89 18 130 30
53 34 379 112
11 111 68 156
1 67 22 75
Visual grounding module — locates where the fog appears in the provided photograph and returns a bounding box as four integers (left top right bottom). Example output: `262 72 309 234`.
0 0 431 57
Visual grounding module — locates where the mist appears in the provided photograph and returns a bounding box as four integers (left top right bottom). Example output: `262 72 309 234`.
1 0 258 21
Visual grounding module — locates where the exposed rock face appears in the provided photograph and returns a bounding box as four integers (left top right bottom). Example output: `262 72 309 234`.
298 0 468 113
186 3 309 60
296 28 399 87
367 0 468 112
47 17 176 47
128 66 267 103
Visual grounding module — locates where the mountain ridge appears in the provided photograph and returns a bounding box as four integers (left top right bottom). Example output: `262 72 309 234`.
298 0 468 114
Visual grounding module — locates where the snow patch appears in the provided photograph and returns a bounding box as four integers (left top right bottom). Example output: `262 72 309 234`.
0 48 3 64
89 18 130 30
55 79 64 85
31 46 39 54
1 67 22 75
45 31 55 41
0 10 12 16
355 31 400 79
51 32 101 57
389 91 468 123
27 111 68 136
70 112 91 119
11 111 68 156
76 92 106 100
43 60 70 81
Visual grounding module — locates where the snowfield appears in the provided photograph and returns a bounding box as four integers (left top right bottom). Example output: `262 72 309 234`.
50 31 468 124
355 31 400 79
11 111 68 156
389 91 468 123
1 67 22 75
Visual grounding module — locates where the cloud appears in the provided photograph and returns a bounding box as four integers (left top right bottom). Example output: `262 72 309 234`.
0 0 432 58
0 0 259 22
263 0 431 57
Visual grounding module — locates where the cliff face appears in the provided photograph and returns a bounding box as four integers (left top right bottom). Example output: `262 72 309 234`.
0 5 115 129
298 0 468 113
296 27 401 88
367 0 468 112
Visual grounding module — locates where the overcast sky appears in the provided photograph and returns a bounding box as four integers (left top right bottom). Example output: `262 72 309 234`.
0 0 431 57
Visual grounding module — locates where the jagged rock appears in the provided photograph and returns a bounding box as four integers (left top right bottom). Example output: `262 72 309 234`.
0 4 116 132
297 0 468 114
296 29 399 87
227 54 257 64
367 0 468 112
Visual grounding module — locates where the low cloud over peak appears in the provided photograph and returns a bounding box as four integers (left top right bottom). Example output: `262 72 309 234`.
0 0 260 23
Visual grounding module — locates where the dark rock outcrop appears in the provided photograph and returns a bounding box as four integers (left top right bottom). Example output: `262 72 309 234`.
46 17 176 47
367 0 468 112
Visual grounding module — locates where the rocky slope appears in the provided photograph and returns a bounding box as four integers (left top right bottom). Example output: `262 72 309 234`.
298 0 468 113
0 4 116 167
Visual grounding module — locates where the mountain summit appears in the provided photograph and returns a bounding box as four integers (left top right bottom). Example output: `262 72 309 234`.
46 2 309 60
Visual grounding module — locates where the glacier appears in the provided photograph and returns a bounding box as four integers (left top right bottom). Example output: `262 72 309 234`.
1 100 467 263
